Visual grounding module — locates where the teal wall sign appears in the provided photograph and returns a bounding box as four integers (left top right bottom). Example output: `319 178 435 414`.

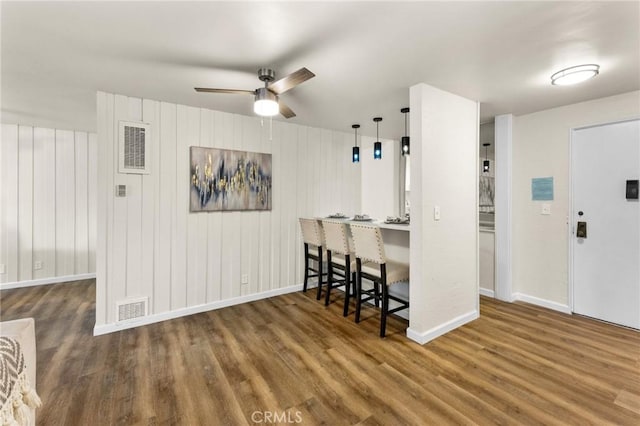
532 177 554 200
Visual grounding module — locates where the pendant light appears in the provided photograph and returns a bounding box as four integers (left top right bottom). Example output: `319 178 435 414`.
352 124 360 163
373 117 382 160
483 143 490 173
400 107 410 156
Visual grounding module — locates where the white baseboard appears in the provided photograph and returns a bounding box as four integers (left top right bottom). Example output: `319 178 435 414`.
94 283 304 336
406 309 479 345
479 288 495 298
0 273 96 290
512 292 572 314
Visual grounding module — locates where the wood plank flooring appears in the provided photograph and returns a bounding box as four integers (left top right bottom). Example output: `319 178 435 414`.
1 280 639 425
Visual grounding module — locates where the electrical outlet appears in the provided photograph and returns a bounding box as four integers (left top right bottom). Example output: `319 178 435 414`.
0 264 5 274
241 274 249 284
542 203 551 215
34 261 43 270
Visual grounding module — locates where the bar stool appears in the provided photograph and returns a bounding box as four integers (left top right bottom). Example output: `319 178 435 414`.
299 218 327 300
350 223 410 337
321 220 357 316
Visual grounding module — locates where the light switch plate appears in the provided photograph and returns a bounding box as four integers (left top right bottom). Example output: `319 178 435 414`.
542 203 551 215
241 274 249 284
0 264 5 274
434 205 441 221
34 261 43 270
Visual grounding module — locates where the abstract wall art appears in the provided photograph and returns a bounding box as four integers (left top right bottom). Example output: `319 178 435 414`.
190 147 272 212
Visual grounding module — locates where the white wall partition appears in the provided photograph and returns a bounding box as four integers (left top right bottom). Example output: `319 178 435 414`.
95 92 361 332
0 124 97 288
408 83 479 345
512 91 639 311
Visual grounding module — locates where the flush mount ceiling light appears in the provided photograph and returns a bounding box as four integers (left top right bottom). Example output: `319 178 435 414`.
373 117 383 160
352 124 360 163
551 64 599 86
400 107 410 156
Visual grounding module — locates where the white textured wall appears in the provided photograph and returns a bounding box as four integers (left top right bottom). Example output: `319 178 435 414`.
512 91 640 306
0 124 97 285
409 83 479 344
96 92 361 327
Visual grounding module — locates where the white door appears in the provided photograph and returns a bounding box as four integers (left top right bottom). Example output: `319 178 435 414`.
572 119 640 329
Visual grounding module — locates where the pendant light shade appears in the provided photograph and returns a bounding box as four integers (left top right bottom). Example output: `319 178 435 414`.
483 143 490 173
401 107 410 156
352 124 360 163
373 117 382 160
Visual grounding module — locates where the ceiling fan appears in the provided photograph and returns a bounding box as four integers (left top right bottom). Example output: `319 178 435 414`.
195 67 315 119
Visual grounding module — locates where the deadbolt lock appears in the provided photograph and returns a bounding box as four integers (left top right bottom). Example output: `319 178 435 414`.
576 221 587 238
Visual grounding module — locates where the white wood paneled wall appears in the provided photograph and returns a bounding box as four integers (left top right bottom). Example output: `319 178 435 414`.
96 92 361 327
0 124 97 285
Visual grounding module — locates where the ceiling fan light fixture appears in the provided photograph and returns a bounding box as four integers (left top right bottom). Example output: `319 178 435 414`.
254 87 279 117
551 64 599 86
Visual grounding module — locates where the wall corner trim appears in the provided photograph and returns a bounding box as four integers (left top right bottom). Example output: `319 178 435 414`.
512 292 572 314
479 288 495 298
406 309 479 345
0 273 96 290
93 283 304 336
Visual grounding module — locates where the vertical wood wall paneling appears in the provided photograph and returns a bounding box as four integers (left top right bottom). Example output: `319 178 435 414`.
1 125 18 283
269 121 282 289
55 130 76 276
18 126 34 281
240 115 258 296
172 105 189 309
140 100 158 312
158 102 176 312
186 106 205 306
96 93 109 324
258 119 272 293
33 128 56 280
110 95 130 321
124 98 143 300
280 123 296 287
74 132 89 274
88 133 97 273
205 110 222 303
295 125 308 287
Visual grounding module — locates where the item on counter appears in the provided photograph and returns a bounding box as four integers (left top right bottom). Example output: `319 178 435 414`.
352 214 372 221
384 216 410 224
327 212 348 218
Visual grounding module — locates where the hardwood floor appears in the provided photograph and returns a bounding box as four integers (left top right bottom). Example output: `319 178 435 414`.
1 280 639 425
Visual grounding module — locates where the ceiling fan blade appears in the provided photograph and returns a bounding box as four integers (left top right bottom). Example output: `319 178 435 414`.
194 88 256 95
279 101 296 119
267 67 315 95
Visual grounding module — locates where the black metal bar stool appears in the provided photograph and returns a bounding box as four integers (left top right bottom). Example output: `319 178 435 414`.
349 223 410 337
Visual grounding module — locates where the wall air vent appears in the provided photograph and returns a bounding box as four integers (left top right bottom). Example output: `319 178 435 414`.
116 297 148 322
119 121 151 174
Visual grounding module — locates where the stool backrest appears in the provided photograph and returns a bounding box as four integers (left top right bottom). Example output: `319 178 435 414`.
299 218 324 247
322 220 350 255
349 223 386 264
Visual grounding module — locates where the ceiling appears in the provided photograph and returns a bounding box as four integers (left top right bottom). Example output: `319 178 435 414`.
2 1 639 139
